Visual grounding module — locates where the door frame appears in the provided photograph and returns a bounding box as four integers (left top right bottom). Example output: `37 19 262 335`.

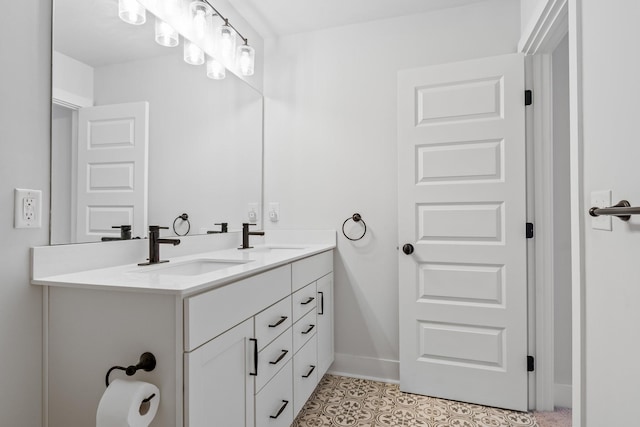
519 0 585 423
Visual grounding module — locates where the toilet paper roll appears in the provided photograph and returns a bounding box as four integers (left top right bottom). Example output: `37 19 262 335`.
96 379 160 427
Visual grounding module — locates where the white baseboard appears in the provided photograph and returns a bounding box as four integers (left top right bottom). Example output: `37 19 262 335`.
327 353 399 384
554 383 572 408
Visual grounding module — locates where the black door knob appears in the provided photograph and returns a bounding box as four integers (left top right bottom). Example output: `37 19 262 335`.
402 244 414 255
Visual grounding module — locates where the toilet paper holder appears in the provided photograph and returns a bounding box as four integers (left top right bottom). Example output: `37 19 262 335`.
105 352 157 388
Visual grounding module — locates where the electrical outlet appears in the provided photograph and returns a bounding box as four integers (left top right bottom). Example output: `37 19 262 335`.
591 190 612 231
248 202 260 224
268 202 280 222
14 188 42 228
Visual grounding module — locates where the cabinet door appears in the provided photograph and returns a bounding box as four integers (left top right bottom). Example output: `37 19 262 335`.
185 318 254 427
317 273 334 377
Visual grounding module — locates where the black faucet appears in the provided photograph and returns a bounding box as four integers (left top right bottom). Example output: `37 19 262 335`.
207 222 228 234
239 223 264 249
101 225 132 241
138 226 180 266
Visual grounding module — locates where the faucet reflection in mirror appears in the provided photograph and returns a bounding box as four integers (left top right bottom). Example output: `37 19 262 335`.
119 0 256 79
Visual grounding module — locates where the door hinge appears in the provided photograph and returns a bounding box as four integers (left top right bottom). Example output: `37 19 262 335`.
525 90 533 106
527 356 535 372
526 222 534 239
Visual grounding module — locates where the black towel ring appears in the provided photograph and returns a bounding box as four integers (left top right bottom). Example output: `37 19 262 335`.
342 213 367 241
173 213 191 236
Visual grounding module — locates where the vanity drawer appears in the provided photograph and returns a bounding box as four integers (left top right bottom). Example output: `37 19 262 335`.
255 296 292 351
292 282 317 322
293 335 318 416
256 326 293 393
293 309 316 354
255 359 293 427
184 265 291 351
292 251 333 291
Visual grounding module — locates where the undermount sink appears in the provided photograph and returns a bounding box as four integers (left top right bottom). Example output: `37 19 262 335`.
248 245 307 253
132 259 251 276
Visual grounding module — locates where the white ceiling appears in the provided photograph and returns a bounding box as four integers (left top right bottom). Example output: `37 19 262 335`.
227 0 493 38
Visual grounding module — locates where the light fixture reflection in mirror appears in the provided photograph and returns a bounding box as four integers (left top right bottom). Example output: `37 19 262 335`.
184 40 205 65
155 18 179 47
207 57 226 80
119 0 146 25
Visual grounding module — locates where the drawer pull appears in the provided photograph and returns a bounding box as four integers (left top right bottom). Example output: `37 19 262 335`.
302 365 316 378
249 338 258 376
269 349 289 365
318 291 324 315
270 400 289 419
301 297 315 305
301 324 315 335
268 316 288 328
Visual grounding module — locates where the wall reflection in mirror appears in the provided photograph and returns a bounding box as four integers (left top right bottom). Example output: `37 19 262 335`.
51 0 262 245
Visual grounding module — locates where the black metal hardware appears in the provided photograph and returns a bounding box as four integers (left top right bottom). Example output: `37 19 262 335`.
105 352 156 387
139 393 156 416
342 213 367 241
269 349 288 365
138 226 180 266
302 365 316 378
525 90 533 106
301 297 315 305
527 356 535 372
402 244 414 255
301 324 315 335
208 222 228 234
249 338 258 376
526 223 534 239
172 213 191 236
101 225 132 241
269 400 289 419
239 223 265 249
318 291 324 315
589 200 640 221
268 316 288 328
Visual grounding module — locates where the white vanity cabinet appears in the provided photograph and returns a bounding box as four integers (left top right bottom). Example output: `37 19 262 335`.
41 247 334 427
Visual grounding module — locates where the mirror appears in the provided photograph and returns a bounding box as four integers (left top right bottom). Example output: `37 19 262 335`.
50 0 263 245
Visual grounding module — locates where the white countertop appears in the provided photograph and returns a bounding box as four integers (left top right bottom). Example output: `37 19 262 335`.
32 243 335 296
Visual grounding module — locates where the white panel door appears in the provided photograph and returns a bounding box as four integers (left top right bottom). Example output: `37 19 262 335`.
75 102 148 241
398 54 528 411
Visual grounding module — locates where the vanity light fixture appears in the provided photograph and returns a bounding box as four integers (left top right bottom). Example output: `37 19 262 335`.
206 57 226 80
237 43 255 76
119 0 146 25
184 40 205 65
189 0 215 39
217 20 237 66
155 18 179 47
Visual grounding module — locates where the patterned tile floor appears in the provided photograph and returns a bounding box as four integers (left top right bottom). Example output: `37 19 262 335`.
293 375 571 427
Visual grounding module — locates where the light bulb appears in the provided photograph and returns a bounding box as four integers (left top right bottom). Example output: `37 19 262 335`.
118 0 146 25
155 18 179 47
236 44 255 76
218 24 236 66
194 10 206 38
206 58 226 80
184 40 204 65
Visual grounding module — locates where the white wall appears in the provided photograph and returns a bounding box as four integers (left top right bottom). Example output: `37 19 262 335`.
52 51 94 107
551 34 572 406
0 1 50 425
263 0 521 380
51 105 74 244
579 1 640 424
521 0 548 35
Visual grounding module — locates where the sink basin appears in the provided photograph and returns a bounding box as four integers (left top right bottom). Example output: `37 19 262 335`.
248 245 307 253
133 259 251 276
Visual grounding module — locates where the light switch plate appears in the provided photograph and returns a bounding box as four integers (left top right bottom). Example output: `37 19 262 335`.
591 190 612 231
14 188 42 228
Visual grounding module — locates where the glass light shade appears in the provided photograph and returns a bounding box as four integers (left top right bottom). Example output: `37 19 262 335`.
184 40 204 65
155 18 179 47
206 58 226 80
218 24 236 66
118 0 146 25
236 44 255 76
189 1 213 39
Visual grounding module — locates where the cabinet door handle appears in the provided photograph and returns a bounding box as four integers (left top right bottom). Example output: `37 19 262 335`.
318 291 324 315
269 400 289 419
302 365 316 378
249 338 258 376
268 316 288 328
269 349 289 365
301 324 315 335
301 297 315 305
